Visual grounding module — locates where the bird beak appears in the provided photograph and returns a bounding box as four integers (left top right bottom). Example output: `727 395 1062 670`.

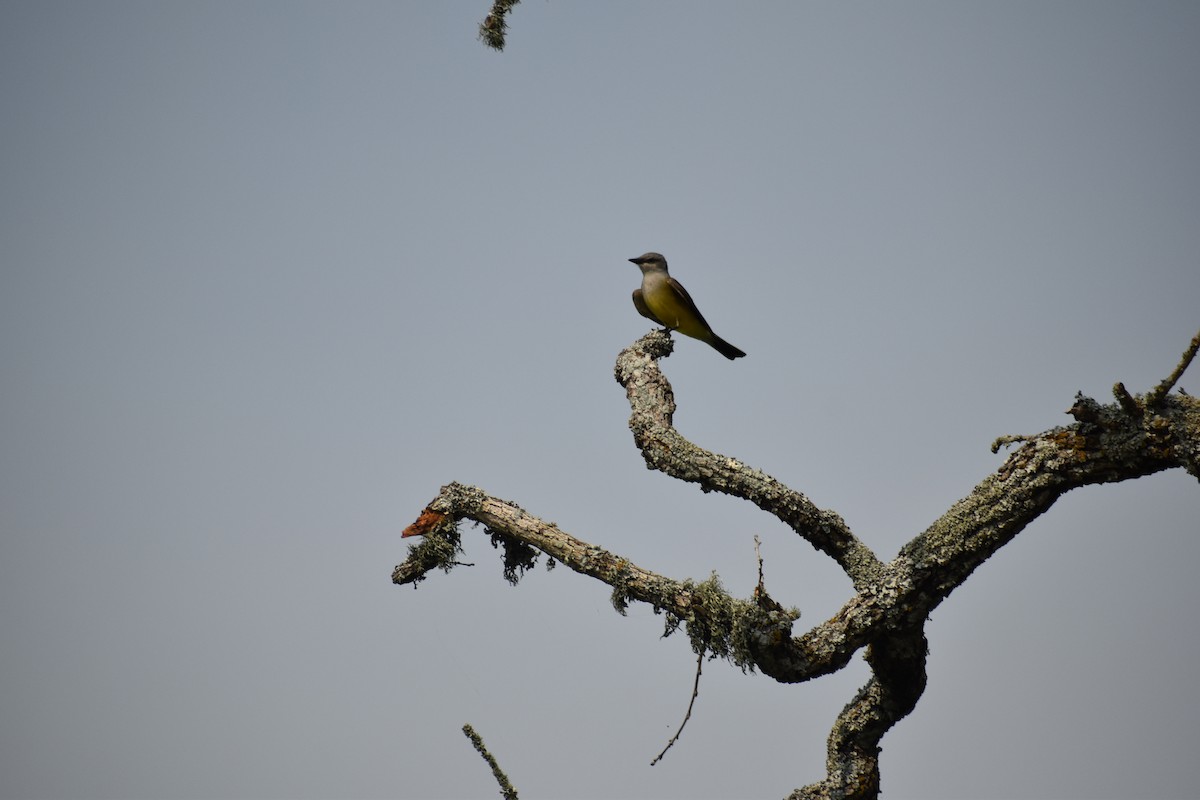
628 257 640 265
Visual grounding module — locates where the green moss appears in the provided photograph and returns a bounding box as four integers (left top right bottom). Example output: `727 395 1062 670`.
610 565 634 615
486 527 540 586
659 573 800 672
402 524 464 586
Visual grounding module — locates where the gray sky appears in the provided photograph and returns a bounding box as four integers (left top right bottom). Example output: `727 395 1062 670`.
2 2 1199 798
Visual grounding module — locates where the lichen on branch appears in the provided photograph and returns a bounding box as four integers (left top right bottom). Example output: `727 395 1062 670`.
394 327 1200 800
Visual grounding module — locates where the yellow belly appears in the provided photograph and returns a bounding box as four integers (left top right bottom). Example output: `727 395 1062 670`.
644 284 709 341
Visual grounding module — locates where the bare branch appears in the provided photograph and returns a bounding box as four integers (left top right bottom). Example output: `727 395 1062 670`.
614 330 884 588
462 724 519 800
394 484 804 671
396 331 1200 797
789 631 928 800
1145 328 1200 408
896 392 1194 606
478 0 521 51
397 340 1199 673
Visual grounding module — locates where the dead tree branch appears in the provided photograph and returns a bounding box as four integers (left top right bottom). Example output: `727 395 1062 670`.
615 330 885 588
395 327 1200 799
1146 329 1200 408
462 723 519 800
478 0 521 51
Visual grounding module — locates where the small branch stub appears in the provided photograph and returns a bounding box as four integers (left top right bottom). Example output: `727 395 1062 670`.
402 507 446 538
1113 381 1143 417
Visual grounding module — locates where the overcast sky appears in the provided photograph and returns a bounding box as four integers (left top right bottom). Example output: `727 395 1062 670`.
3 3 1199 799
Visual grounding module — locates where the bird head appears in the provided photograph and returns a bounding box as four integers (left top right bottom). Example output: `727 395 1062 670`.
628 252 668 273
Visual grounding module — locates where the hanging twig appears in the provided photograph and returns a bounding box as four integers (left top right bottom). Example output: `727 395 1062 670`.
651 652 704 766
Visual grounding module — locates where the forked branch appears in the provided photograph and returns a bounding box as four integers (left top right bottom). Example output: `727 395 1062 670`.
396 328 1200 799
615 330 885 588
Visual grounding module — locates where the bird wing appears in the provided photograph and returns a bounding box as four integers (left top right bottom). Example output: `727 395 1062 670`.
632 289 664 325
666 276 712 331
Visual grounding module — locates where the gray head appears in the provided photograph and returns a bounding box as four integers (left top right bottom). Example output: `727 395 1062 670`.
628 252 668 273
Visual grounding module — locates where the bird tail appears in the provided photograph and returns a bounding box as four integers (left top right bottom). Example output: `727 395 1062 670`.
709 336 746 360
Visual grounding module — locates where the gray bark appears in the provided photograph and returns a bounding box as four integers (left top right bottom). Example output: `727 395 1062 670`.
396 328 1200 799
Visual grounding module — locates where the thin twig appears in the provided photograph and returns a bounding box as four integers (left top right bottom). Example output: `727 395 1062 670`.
462 723 519 800
752 535 785 613
1146 328 1200 408
754 534 765 587
651 652 704 766
990 433 1034 453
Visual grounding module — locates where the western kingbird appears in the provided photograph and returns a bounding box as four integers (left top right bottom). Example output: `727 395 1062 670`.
628 252 746 360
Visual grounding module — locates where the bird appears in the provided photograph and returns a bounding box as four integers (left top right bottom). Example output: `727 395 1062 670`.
627 252 746 360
